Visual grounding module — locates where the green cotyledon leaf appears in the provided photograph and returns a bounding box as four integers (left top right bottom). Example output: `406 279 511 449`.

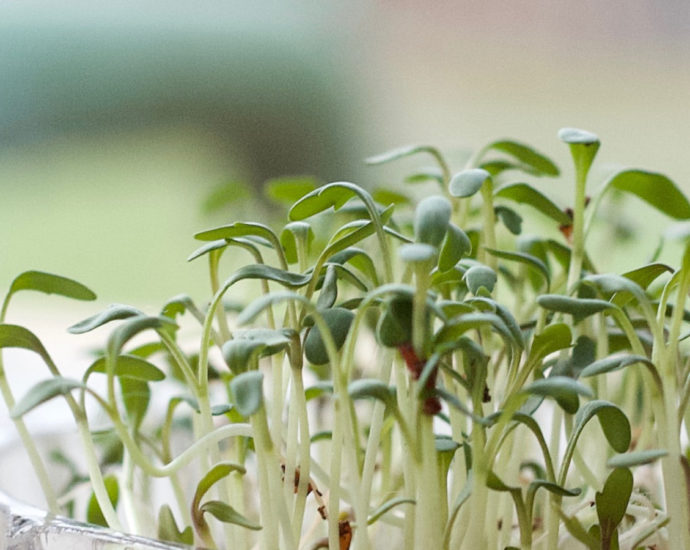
523 376 593 414
537 294 615 322
328 247 379 286
11 377 85 418
495 183 571 225
158 504 194 545
365 144 448 175
106 316 176 358
481 139 560 177
85 355 165 382
399 243 437 264
7 271 96 302
464 265 497 294
222 264 311 289
348 379 395 408
559 127 600 182
192 462 247 510
528 323 572 365
596 468 633 548
438 224 472 271
280 221 314 264
485 248 550 290
68 304 142 334
414 195 451 247
0 323 54 367
579 355 655 379
230 371 265 417
199 501 262 530
304 307 355 365
494 205 523 235
606 169 690 220
449 168 491 198
573 400 631 455
119 377 150 431
288 182 374 220
607 449 667 468
194 221 279 247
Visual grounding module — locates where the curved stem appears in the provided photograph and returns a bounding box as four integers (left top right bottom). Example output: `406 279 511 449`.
0 370 60 513
0 297 60 513
102 399 253 477
74 413 122 530
157 329 199 395
37 351 121 530
209 249 233 343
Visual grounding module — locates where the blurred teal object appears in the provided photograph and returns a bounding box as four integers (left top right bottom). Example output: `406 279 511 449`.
0 2 363 183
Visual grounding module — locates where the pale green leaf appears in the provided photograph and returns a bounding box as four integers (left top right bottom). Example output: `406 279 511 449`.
8 271 96 301
449 168 491 198
483 139 559 177
230 371 265 417
68 304 142 334
607 449 667 468
414 195 451 246
11 377 85 418
200 501 262 530
606 169 690 220
495 183 571 225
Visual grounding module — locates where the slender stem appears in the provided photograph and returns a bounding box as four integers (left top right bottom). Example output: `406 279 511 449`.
108 407 253 477
0 371 60 513
414 414 443 550
510 489 532 550
284 378 300 517
121 451 142 535
75 413 122 530
395 364 417 550
429 147 452 188
544 406 563 550
566 163 587 292
412 263 433 358
36 349 121 531
445 355 468 500
253 405 297 550
479 178 497 270
342 397 370 550
463 424 488 549
611 310 648 358
198 285 228 389
359 350 394 503
251 410 280 550
169 471 193 530
0 297 59 513
656 247 690 549
290 366 312 543
273 297 351 550
157 329 199 395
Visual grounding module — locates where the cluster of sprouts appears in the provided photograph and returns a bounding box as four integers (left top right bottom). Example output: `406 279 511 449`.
2 128 690 549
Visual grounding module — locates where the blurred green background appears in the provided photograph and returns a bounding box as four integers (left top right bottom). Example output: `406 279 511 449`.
2 1 689 306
